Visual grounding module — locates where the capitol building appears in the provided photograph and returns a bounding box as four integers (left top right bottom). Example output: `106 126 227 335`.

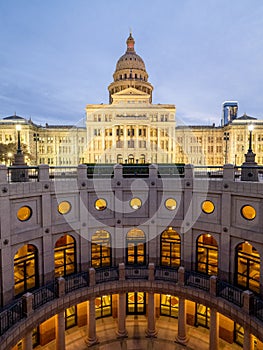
0 34 263 350
1 34 263 167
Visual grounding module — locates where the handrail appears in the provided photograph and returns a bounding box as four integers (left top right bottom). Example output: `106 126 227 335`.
0 265 262 339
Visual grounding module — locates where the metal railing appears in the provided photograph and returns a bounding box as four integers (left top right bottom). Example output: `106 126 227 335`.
1 266 263 339
125 266 148 279
254 297 263 322
32 282 57 310
86 165 114 179
155 266 179 282
194 166 224 179
95 267 119 284
217 280 243 307
7 166 39 183
49 166 78 180
157 164 185 178
185 271 210 291
65 272 89 293
0 299 24 336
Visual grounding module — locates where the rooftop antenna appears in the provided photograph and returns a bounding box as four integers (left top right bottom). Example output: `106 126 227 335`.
129 27 132 35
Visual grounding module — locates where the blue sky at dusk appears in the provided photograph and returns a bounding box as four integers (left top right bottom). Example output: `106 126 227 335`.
0 0 263 126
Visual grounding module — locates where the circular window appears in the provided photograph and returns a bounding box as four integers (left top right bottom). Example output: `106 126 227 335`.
201 200 215 214
95 198 107 211
130 198 142 209
241 205 256 220
165 198 177 211
17 206 32 221
58 201 71 215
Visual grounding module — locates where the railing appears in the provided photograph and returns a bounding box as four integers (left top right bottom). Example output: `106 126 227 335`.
217 280 243 307
194 166 224 179
125 266 148 279
254 297 263 322
49 166 78 180
95 267 119 284
1 266 263 339
155 266 178 282
32 282 57 310
185 271 210 291
65 272 89 293
122 165 149 178
7 166 39 183
157 164 185 178
86 165 114 179
0 299 24 336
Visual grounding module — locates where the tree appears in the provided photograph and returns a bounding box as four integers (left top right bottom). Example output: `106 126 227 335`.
0 143 31 165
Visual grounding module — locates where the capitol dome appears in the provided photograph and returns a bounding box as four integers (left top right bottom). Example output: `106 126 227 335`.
115 34 146 72
108 33 153 103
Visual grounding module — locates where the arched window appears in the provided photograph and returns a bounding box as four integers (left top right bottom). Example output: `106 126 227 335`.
54 235 76 277
14 244 38 296
235 242 260 294
196 234 218 275
160 228 181 267
91 230 112 268
128 154 134 164
126 229 146 265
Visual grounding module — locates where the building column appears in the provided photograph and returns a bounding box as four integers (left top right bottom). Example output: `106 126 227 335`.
175 297 189 345
56 311 65 350
243 328 254 350
23 330 32 350
86 297 98 346
209 308 219 350
116 293 128 338
145 292 157 337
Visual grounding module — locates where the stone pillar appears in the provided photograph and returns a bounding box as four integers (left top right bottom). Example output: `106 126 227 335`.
0 165 7 183
209 308 219 350
56 311 65 350
86 297 98 346
116 293 128 338
145 292 157 337
23 331 33 350
223 163 235 181
38 164 50 181
243 328 254 350
175 297 188 345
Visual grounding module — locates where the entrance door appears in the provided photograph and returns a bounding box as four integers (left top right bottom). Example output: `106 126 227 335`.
127 292 146 315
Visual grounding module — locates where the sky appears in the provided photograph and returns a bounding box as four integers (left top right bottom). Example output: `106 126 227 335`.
1 0 263 126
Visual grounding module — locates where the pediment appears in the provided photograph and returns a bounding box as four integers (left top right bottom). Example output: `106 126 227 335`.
113 87 149 97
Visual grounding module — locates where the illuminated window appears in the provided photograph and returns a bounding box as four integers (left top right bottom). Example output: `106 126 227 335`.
195 303 210 328
95 295 112 319
241 205 256 220
57 201 71 215
165 198 177 211
130 198 142 209
201 200 215 214
54 235 76 277
14 244 38 296
91 230 111 268
196 234 218 275
236 242 260 294
160 228 180 267
126 229 146 265
95 198 107 211
127 292 146 314
17 206 32 221
65 306 77 329
160 294 178 318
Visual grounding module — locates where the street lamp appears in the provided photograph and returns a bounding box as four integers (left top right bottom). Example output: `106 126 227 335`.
223 132 229 164
33 133 39 165
248 123 254 153
16 124 22 154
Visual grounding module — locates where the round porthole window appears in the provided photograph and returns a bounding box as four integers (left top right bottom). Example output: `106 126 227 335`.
17 206 32 221
58 201 71 215
241 205 256 220
165 198 177 210
95 198 107 211
130 198 142 209
201 200 215 214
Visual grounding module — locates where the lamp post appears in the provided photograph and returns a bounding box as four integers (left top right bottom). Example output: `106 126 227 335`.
241 123 258 182
33 133 39 165
16 124 22 154
248 123 254 153
223 132 229 164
